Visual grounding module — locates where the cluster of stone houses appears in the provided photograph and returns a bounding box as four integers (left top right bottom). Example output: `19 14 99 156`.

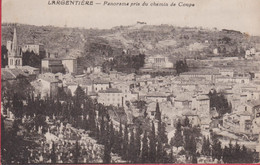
2 27 260 158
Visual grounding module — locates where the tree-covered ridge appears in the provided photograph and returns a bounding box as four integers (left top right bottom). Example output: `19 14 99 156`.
2 23 260 69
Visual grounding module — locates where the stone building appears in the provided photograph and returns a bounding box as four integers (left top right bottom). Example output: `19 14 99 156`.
7 28 23 68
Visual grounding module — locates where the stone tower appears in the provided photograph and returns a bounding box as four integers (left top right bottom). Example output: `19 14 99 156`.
8 27 22 68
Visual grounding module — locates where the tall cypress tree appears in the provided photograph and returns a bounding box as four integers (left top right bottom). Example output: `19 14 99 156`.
51 142 56 163
156 137 163 163
149 122 156 163
135 125 142 162
122 124 129 160
160 122 168 143
99 115 105 144
170 120 183 149
74 85 85 105
189 136 197 155
12 93 23 119
103 121 111 163
169 148 175 163
141 131 149 163
109 121 115 152
129 128 136 163
73 141 80 163
234 142 241 163
117 120 123 156
155 102 161 121
103 137 111 163
88 108 96 136
202 136 211 156
228 140 234 163
222 146 229 163
212 138 222 161
192 154 198 164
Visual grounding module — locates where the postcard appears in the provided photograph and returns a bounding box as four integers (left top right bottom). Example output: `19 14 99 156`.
1 0 260 164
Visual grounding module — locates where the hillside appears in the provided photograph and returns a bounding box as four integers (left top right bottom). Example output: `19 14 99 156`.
2 23 260 67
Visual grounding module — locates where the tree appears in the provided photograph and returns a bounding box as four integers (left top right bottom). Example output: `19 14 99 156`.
149 122 156 163
201 136 211 156
156 137 163 163
134 100 147 111
74 85 85 105
183 116 191 127
103 120 112 163
1 45 8 68
99 115 105 144
129 129 136 162
141 131 149 163
1 115 6 160
73 141 80 163
158 121 168 144
122 124 129 160
228 140 234 163
117 120 123 156
135 125 142 162
192 154 198 164
169 148 175 163
103 54 145 73
57 85 68 101
170 120 183 149
222 146 230 163
88 108 96 136
51 142 56 163
234 142 241 163
12 93 24 119
155 102 168 145
109 121 115 152
155 102 161 121
189 136 197 154
176 60 189 75
22 50 41 68
241 145 254 163
208 90 231 116
103 137 111 163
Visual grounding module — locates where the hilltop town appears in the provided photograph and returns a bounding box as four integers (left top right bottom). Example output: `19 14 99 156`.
1 23 260 164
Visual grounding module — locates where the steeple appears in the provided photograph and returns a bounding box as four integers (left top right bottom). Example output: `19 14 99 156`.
11 27 18 55
7 27 22 68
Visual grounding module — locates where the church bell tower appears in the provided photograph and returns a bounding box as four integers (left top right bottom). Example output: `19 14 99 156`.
8 27 22 68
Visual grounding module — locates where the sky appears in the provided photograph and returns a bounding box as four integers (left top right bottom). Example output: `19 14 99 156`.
2 0 260 35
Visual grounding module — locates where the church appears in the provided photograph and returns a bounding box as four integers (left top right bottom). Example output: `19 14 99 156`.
6 27 23 68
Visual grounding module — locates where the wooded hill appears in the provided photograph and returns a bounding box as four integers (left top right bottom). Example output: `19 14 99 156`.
2 23 260 67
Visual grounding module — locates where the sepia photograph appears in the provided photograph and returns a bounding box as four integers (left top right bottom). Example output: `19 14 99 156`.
1 0 260 164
